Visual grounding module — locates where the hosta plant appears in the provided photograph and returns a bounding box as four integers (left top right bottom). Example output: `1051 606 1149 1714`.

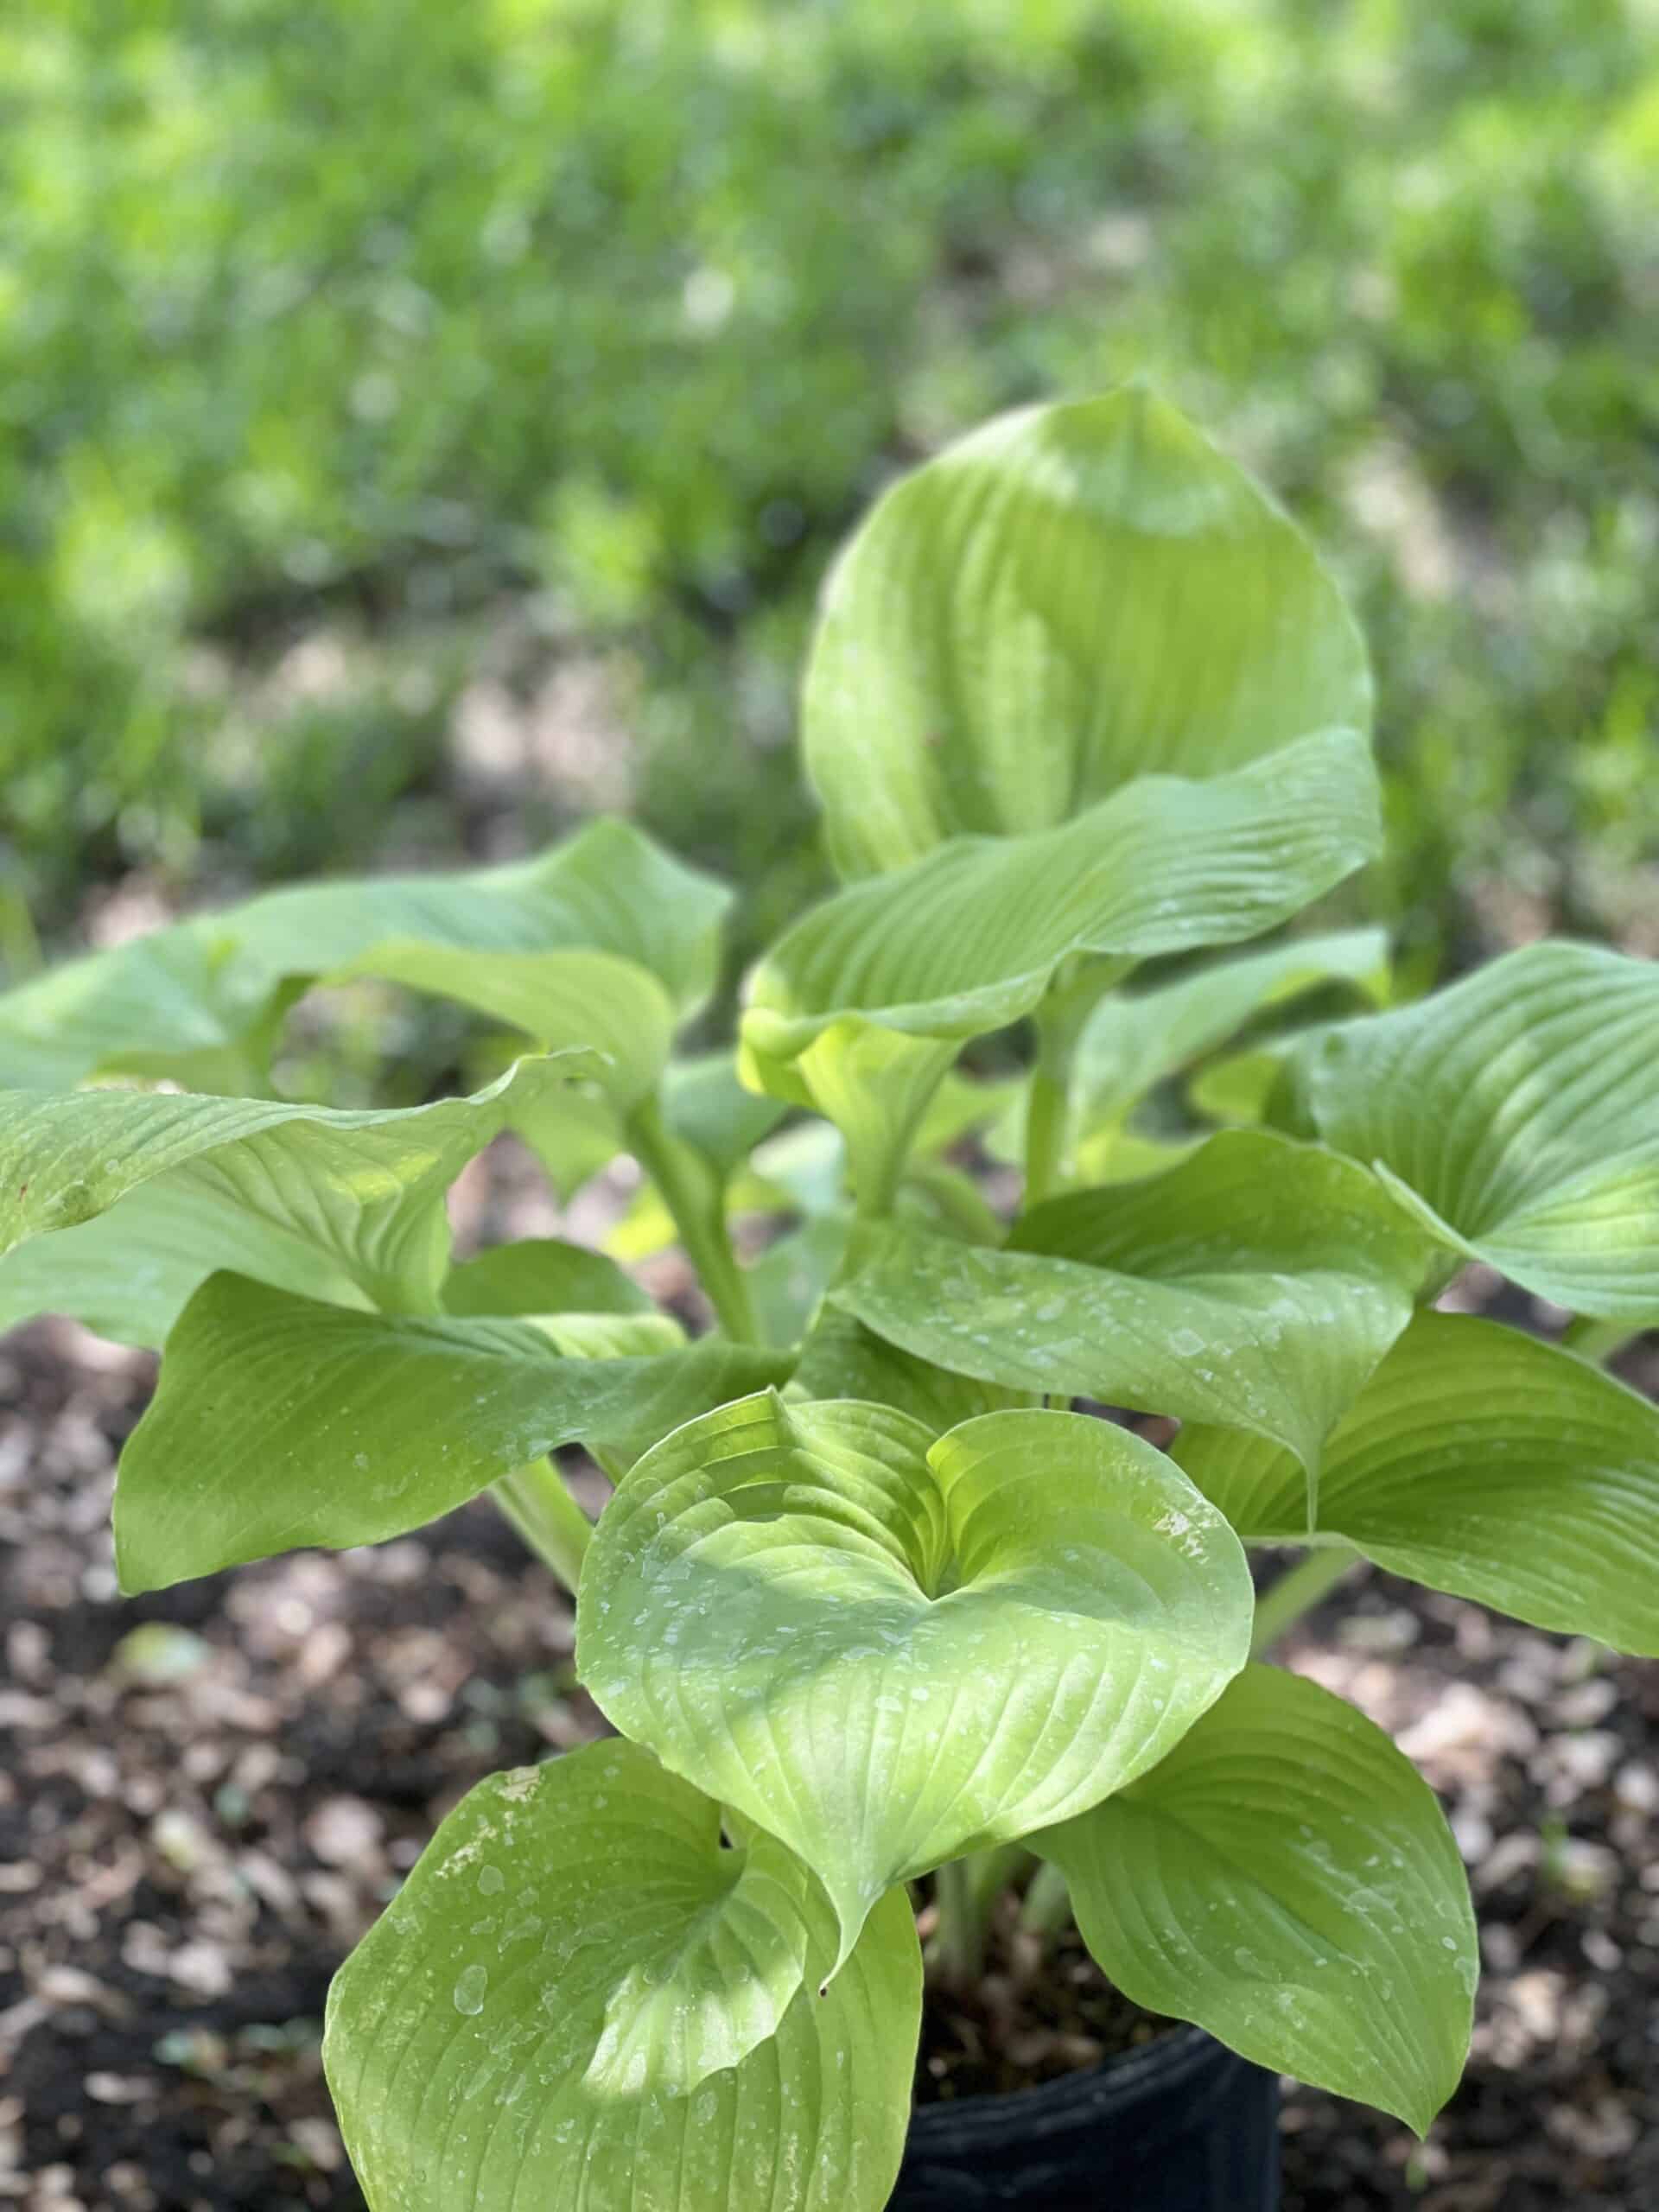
6 387 1656 2210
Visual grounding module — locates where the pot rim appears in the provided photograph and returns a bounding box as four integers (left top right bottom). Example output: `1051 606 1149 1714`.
905 2022 1231 2148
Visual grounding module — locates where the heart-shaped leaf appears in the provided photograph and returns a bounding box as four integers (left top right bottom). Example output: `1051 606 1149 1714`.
802 385 1372 878
1038 1665 1474 2133
836 1133 1433 1508
1279 941 1659 1319
579 1395 1252 1964
0 1056 592 1338
325 1741 920 2212
0 818 729 1092
114 1271 789 1592
1177 1312 1659 1654
1074 928 1389 1134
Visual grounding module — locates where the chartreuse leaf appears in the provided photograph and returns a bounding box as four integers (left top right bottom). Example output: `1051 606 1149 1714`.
747 734 1382 1063
1177 1313 1659 1655
748 1217 852 1349
442 1237 652 1319
790 1304 1036 1430
329 944 676 1111
579 1396 1252 1967
1073 928 1389 1134
114 1272 788 1592
661 1050 791 1181
741 736 1379 1203
0 1057 594 1341
741 1020 961 1220
803 385 1373 879
324 1741 920 2212
0 818 729 1092
836 1133 1432 1504
0 1176 365 1349
1280 941 1659 1319
1038 1666 1474 2133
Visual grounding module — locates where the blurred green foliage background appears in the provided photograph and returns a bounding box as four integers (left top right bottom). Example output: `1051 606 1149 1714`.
3 0 1656 988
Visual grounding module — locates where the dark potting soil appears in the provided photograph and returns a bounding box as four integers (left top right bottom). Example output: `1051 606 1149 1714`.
914 1895 1175 2106
5 1318 1659 2211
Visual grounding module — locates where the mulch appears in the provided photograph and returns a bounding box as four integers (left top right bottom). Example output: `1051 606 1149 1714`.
3 1320 1656 2212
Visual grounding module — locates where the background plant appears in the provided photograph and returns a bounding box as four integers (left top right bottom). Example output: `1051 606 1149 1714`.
3 390 1656 2209
3 0 1656 984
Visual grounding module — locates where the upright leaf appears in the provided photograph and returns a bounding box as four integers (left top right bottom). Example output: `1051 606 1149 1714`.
0 1057 594 1342
1039 1666 1474 2133
747 733 1382 1063
1280 941 1659 1318
114 1271 789 1592
579 1395 1252 1964
325 1742 920 2212
1178 1312 1659 1655
743 735 1378 1204
836 1133 1432 1504
803 385 1372 878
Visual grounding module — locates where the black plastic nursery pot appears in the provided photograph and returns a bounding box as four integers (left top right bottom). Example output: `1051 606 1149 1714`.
890 2026 1280 2211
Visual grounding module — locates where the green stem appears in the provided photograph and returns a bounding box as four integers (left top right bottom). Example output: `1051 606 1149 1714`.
930 1857 988 1986
1024 1064 1069 1210
1020 1858 1071 1936
626 1095 758 1343
1249 1544 1362 1657
1562 1314 1643 1365
493 1458 594 1595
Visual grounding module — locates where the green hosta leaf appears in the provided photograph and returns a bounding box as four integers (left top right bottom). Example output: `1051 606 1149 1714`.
836 1133 1432 1504
0 1175 366 1348
331 944 675 1111
790 1304 1036 1430
579 1395 1252 1965
662 1050 791 1182
228 816 732 1019
0 1057 593 1339
1073 1128 1207 1185
748 1216 852 1348
1188 1046 1292 1128
1039 1665 1474 2133
0 819 729 1092
443 1237 652 1319
511 1089 625 1205
325 1741 920 2212
747 733 1382 1062
0 926 284 1094
115 1272 788 1592
803 385 1372 879
1074 929 1389 1132
1177 1312 1659 1655
742 737 1378 1205
741 1019 961 1220
1280 942 1659 1319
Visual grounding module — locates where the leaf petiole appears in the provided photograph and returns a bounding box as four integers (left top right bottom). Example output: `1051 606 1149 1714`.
626 1093 759 1342
492 1458 594 1595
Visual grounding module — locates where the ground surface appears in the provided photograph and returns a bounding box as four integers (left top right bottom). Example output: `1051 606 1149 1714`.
3 1320 1656 2212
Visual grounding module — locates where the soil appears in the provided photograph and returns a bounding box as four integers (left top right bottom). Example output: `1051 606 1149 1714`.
913 1904 1175 2104
4 1316 1658 2212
